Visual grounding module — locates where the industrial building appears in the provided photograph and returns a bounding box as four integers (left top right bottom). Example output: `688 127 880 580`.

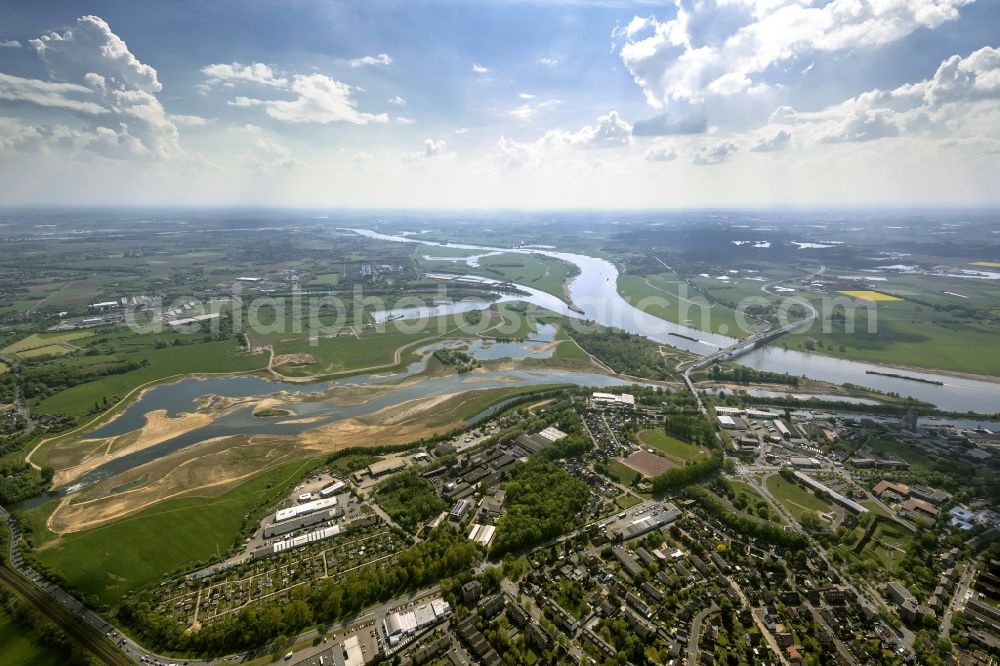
382 598 452 645
793 472 869 514
263 508 338 538
717 415 738 429
366 458 407 478
274 496 337 524
513 427 567 456
449 499 471 522
467 523 496 547
591 392 635 409
610 504 681 541
319 481 346 497
253 525 341 560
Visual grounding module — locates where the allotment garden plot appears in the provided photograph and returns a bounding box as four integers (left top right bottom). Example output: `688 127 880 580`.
155 523 404 630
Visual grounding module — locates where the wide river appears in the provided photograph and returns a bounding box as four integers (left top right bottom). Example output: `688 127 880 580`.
352 229 1000 413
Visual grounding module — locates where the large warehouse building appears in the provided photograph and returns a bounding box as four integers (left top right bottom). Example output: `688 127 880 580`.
274 496 337 524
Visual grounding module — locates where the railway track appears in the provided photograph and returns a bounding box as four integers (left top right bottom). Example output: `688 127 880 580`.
0 564 131 666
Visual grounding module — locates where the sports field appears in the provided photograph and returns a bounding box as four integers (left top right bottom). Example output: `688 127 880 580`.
637 429 710 464
618 450 675 478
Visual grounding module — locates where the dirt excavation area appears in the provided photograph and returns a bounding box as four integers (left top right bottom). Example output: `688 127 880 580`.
44 392 468 535
46 407 232 489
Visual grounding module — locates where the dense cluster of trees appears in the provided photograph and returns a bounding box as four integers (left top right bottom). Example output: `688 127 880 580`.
374 471 447 532
628 385 702 413
686 485 808 549
0 373 16 403
709 365 800 386
650 450 725 494
492 462 590 556
569 327 670 380
21 358 148 399
118 525 479 655
0 583 101 665
664 414 719 447
0 460 48 505
432 348 478 373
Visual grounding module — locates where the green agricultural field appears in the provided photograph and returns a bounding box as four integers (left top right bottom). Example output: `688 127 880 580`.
307 272 340 286
26 458 320 607
0 608 65 666
779 290 1000 377
36 336 266 416
15 344 77 358
618 273 754 336
637 429 709 463
765 474 833 519
473 252 577 302
2 331 93 356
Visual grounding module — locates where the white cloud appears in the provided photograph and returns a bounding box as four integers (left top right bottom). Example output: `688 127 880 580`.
818 109 901 143
0 15 181 160
750 129 791 152
0 40 21 49
509 99 560 123
228 96 260 107
32 16 162 94
388 96 406 106
352 152 374 162
543 111 632 148
244 74 388 125
424 139 449 157
201 62 287 87
518 93 536 100
471 63 490 74
405 138 454 162
493 111 633 170
250 135 301 173
617 0 974 107
349 53 392 68
537 58 558 66
169 113 208 126
765 46 1000 146
0 73 105 114
645 141 678 162
496 135 544 169
396 116 416 125
693 141 737 165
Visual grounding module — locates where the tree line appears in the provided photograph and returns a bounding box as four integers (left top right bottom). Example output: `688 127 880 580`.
686 485 809 549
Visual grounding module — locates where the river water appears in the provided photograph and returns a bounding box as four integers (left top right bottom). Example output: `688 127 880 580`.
351 228 1000 413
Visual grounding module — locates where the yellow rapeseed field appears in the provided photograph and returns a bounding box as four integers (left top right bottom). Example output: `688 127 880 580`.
837 290 902 302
